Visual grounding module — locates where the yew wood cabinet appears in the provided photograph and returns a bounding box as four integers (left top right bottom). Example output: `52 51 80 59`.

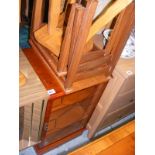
20 0 135 154
23 48 107 154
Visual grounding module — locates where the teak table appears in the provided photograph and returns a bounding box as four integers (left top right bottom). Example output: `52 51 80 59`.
19 50 49 150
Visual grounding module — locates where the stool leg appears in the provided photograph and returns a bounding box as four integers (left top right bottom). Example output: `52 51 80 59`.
48 0 62 35
31 0 44 32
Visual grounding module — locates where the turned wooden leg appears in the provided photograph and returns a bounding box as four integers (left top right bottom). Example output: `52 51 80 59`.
105 2 135 74
65 0 98 89
48 0 61 35
31 0 44 32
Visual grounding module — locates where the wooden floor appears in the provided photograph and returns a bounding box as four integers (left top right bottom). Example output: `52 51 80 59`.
69 120 135 155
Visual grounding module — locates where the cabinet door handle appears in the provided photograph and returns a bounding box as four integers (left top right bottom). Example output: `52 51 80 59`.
129 99 134 103
44 123 48 131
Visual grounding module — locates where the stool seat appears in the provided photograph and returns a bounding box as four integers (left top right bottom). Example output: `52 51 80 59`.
34 24 63 57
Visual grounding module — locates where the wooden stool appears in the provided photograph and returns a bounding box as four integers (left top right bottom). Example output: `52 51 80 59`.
30 0 134 91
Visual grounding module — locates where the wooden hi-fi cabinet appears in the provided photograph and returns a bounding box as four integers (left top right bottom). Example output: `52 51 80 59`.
23 48 107 154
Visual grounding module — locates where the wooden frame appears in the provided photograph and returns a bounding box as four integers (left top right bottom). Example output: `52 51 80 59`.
87 57 135 139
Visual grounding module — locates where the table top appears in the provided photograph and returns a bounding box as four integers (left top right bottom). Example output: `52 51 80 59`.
19 50 48 107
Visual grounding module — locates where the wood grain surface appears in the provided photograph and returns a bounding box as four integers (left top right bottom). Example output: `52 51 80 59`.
97 133 134 155
87 57 135 138
23 48 65 100
69 120 134 155
19 50 48 107
19 71 26 87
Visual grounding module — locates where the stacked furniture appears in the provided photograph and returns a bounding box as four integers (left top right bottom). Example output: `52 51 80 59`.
20 0 134 154
30 0 134 91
